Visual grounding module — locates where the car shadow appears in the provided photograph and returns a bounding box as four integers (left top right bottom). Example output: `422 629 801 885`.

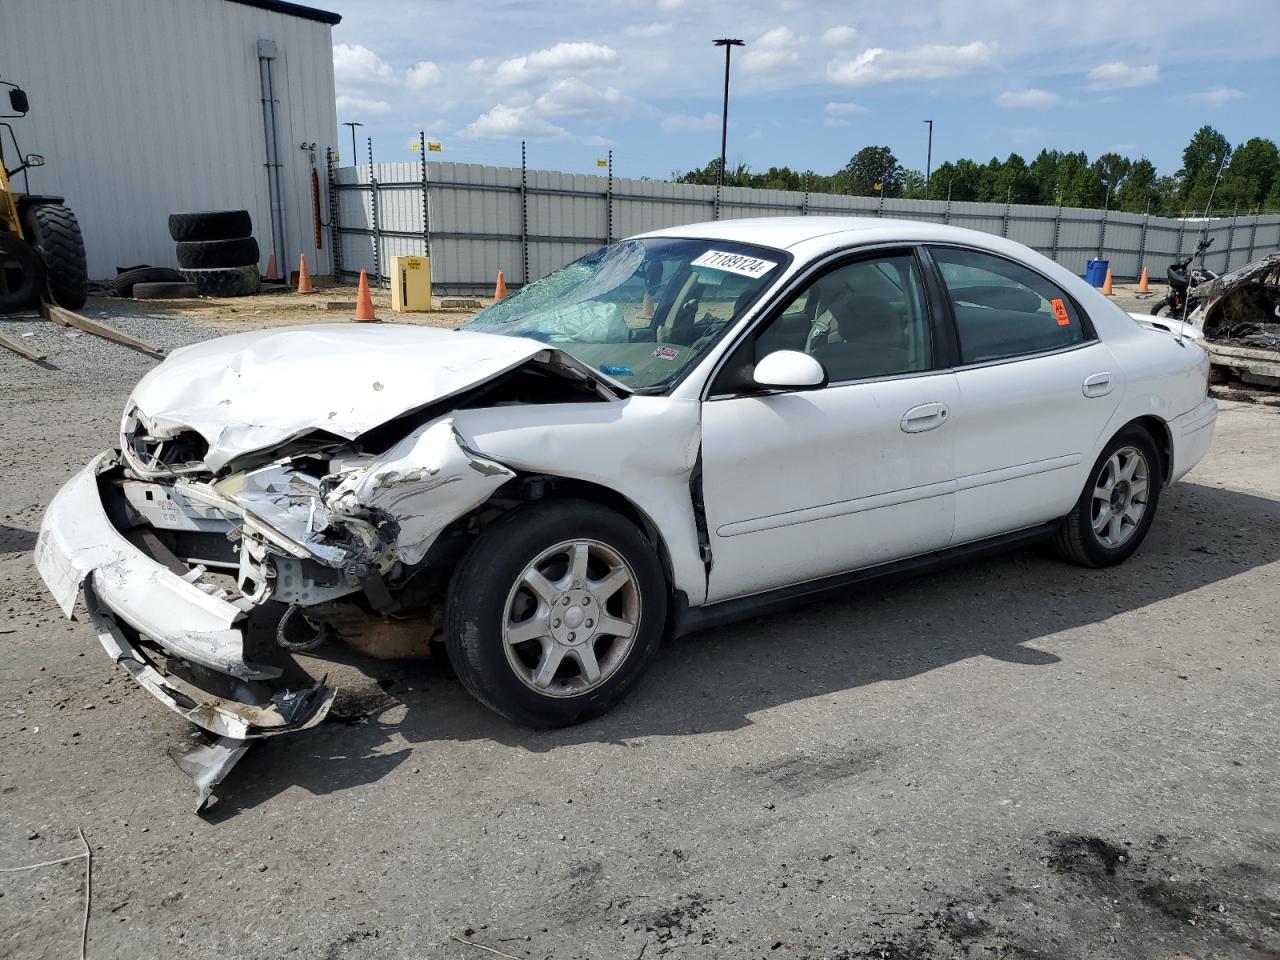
0 524 38 555
205 480 1280 818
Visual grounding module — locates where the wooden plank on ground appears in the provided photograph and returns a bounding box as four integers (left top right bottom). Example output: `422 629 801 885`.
41 302 164 355
0 332 46 362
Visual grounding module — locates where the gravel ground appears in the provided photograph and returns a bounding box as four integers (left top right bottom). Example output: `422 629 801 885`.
1 298 1278 960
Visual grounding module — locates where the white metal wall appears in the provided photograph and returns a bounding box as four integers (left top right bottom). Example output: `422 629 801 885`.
0 0 337 279
335 161 1280 295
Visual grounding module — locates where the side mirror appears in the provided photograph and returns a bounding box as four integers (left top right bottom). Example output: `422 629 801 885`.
8 88 29 114
753 350 827 391
24 154 44 167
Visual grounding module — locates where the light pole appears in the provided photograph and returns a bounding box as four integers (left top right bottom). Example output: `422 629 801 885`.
922 119 933 200
342 121 364 165
713 39 744 189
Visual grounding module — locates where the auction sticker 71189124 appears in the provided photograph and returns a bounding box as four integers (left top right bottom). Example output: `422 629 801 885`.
690 250 777 279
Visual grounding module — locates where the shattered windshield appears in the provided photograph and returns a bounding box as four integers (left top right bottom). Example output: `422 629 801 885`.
462 238 788 390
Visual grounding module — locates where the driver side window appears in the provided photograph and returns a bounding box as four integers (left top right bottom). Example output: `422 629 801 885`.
754 253 933 383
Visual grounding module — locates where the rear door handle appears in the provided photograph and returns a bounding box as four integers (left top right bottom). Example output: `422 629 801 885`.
901 402 950 434
1083 372 1113 398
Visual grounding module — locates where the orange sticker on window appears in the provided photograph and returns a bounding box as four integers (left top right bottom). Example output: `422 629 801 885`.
1051 298 1070 326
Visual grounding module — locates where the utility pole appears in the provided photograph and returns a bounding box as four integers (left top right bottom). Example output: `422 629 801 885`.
342 121 363 165
922 120 933 200
713 39 744 189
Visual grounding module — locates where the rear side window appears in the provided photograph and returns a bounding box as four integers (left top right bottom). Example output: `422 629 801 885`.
930 247 1087 364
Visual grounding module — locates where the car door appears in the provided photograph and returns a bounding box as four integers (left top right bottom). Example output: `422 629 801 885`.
926 245 1125 545
700 248 960 604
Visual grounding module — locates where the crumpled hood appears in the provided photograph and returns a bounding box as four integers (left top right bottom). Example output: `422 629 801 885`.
127 324 549 470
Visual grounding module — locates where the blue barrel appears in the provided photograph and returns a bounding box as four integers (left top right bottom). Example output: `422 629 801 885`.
1085 259 1109 287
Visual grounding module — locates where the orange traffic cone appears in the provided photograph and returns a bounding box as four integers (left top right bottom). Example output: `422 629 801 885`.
264 253 279 282
296 253 315 294
1102 266 1114 296
639 291 654 319
493 270 508 301
1137 266 1150 294
355 269 377 322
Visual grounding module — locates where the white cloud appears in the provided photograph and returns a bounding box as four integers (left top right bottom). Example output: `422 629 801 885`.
828 40 995 85
406 61 442 90
336 95 390 115
661 112 720 133
741 26 801 74
459 103 570 139
1172 86 1245 106
624 22 673 38
332 44 394 87
821 25 858 46
1086 62 1159 90
656 0 684 9
534 78 628 116
490 41 620 86
996 88 1060 109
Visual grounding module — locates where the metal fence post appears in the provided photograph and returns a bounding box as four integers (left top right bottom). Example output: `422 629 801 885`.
877 189 884 217
1097 208 1108 259
326 146 342 281
1136 211 1149 277
944 194 952 226
801 190 809 216
1248 214 1259 262
419 131 431 258
367 137 381 288
1051 205 1062 262
605 149 613 244
713 181 721 221
1002 191 1011 238
1226 208 1238 271
520 140 529 286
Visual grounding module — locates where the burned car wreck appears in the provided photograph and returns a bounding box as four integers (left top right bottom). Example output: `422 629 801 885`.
1188 252 1280 386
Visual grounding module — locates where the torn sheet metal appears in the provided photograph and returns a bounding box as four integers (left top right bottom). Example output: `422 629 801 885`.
171 737 251 812
1189 252 1280 336
126 325 547 471
325 417 516 566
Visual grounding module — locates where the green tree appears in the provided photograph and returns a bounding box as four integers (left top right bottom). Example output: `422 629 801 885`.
1221 137 1279 211
842 145 903 197
1029 149 1063 204
1178 125 1231 209
901 168 927 199
1093 152 1132 207
1115 158 1160 213
993 153 1035 203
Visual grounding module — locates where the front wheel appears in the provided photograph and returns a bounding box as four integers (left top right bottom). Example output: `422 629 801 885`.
445 498 667 727
1149 297 1174 317
1053 427 1162 567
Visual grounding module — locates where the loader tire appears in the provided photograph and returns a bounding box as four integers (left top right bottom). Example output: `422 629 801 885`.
0 233 44 313
168 209 253 243
133 281 200 300
112 266 184 298
23 203 88 309
179 265 261 298
175 237 259 269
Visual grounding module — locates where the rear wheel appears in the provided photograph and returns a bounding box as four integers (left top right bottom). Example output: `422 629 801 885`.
1053 426 1162 567
0 233 44 313
445 498 666 727
23 203 88 309
1150 297 1174 317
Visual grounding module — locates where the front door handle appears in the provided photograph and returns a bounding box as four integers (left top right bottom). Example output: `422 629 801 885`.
901 402 950 434
1083 372 1113 398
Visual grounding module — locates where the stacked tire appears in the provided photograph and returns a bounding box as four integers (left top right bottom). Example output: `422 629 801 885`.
168 210 261 297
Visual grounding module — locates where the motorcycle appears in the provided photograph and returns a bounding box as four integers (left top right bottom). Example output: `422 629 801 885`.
1151 237 1218 318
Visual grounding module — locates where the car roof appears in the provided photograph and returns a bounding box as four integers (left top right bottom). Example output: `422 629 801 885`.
635 216 1000 254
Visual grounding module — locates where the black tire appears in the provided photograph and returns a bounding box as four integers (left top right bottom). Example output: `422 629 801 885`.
168 209 253 243
23 203 88 309
445 498 667 727
112 266 184 297
175 237 259 270
1150 297 1173 317
0 233 45 313
133 281 199 300
179 265 261 298
1053 425 1163 568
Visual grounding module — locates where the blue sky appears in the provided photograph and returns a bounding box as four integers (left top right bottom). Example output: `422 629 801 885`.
326 0 1278 181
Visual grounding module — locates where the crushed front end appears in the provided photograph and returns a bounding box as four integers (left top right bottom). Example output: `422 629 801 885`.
36 412 515 808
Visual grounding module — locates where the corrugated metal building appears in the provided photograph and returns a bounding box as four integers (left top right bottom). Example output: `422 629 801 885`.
0 0 340 280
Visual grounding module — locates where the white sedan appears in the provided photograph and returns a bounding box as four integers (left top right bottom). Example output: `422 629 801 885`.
36 218 1216 798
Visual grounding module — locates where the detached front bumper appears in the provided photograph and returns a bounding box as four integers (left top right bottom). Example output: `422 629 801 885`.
35 452 335 741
